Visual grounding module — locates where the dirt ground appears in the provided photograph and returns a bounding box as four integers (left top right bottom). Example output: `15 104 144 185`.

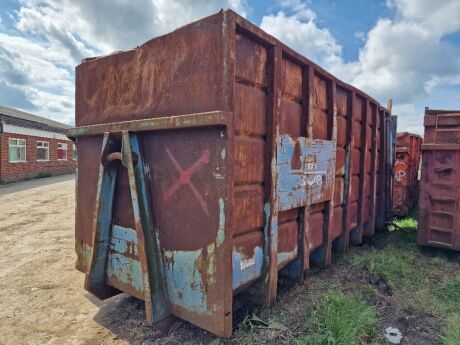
1 175 458 345
0 175 133 345
0 175 224 345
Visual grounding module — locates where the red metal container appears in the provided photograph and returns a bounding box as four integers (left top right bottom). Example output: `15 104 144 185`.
418 108 460 250
70 10 393 336
392 132 422 216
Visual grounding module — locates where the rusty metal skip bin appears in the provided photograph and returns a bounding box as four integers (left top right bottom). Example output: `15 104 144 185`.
69 10 393 336
418 108 460 251
392 132 422 216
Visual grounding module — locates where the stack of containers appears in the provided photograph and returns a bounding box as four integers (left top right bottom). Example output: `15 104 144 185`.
418 108 460 250
392 132 422 216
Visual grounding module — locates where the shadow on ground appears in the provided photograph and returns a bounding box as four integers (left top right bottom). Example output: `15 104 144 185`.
0 173 75 196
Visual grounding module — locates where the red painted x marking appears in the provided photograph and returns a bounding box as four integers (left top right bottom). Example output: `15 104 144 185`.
163 148 210 216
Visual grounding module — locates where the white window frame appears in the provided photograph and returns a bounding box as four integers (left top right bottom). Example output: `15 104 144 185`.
36 141 50 162
73 144 77 161
57 142 68 160
8 138 27 163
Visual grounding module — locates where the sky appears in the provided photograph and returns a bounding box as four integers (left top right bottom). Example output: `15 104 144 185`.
0 0 459 134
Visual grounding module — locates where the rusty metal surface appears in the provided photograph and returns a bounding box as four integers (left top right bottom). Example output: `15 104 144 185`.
68 111 230 138
73 9 393 337
418 108 460 251
276 134 336 211
392 132 422 216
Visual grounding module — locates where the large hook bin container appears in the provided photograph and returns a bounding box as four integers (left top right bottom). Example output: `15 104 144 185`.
70 10 393 336
393 132 422 216
418 108 460 251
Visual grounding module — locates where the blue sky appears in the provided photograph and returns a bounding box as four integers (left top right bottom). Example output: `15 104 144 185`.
0 0 459 134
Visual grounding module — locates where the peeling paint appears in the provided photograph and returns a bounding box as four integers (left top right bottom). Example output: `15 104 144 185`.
213 172 225 179
217 197 225 246
164 248 210 315
276 134 336 211
110 225 139 256
79 242 93 273
107 253 144 292
277 245 298 266
232 245 263 289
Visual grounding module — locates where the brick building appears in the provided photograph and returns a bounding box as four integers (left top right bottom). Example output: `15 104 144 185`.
0 105 76 183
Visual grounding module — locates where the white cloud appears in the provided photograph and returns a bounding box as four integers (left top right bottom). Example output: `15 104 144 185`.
0 0 459 133
261 0 460 134
0 32 75 122
1 0 251 122
260 8 342 67
16 0 251 55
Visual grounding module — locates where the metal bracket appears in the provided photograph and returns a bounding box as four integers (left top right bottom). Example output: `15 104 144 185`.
84 130 169 324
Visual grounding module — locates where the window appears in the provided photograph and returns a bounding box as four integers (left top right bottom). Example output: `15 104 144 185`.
8 138 26 162
36 141 49 161
73 144 77 161
57 143 68 160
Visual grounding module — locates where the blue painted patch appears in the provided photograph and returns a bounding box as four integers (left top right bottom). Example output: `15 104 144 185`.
164 249 210 315
87 143 118 283
232 245 263 289
280 258 302 279
277 246 298 267
350 227 360 243
310 246 324 262
107 253 144 292
110 225 139 257
105 225 143 292
276 134 336 211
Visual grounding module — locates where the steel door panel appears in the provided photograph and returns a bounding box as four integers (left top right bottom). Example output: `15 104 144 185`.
141 127 230 334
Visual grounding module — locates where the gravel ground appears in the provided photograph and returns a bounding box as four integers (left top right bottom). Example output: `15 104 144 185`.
0 175 127 345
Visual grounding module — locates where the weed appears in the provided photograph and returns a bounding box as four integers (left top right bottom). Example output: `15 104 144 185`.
433 279 460 314
346 247 434 290
440 314 460 345
346 217 443 290
297 291 377 345
406 289 439 316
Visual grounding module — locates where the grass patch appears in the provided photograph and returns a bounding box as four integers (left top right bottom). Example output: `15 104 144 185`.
345 216 443 290
297 291 377 345
406 289 440 316
433 279 460 314
393 217 418 231
440 314 460 345
345 246 436 290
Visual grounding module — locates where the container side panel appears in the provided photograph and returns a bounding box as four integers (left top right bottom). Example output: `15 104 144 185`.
232 32 268 289
419 109 460 251
311 74 329 140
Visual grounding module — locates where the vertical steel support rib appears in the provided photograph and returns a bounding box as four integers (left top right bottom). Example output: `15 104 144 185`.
320 80 337 266
367 105 379 236
335 90 354 253
353 98 369 244
376 110 386 230
121 131 169 324
84 132 120 299
299 65 314 274
258 44 281 306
